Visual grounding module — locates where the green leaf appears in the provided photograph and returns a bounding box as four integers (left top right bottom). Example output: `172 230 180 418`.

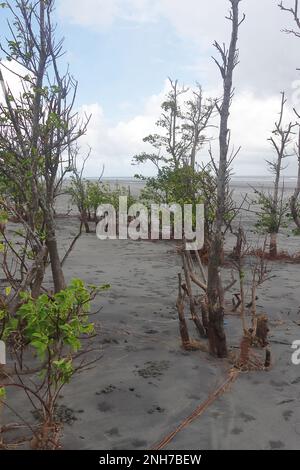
5 286 11 297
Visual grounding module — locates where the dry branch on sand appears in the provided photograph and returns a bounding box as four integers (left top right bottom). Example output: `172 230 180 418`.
152 367 240 450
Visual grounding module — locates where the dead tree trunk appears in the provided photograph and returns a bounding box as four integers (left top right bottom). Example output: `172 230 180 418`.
207 0 244 358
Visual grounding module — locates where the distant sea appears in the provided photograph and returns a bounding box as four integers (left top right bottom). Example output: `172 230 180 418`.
97 175 298 191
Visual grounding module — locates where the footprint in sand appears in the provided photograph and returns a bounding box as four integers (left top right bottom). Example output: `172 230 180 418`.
105 427 120 437
147 406 165 414
136 361 170 379
239 412 256 423
231 427 243 435
98 402 114 412
269 440 285 450
96 384 117 395
282 410 293 421
131 439 147 448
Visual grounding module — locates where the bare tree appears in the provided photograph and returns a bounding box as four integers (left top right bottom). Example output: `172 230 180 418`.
185 84 216 169
279 0 300 37
279 1 300 232
254 93 295 257
133 79 188 170
268 93 295 255
133 79 215 171
207 0 245 358
0 0 89 294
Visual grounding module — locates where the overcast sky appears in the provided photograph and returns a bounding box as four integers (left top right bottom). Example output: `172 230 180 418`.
1 0 300 176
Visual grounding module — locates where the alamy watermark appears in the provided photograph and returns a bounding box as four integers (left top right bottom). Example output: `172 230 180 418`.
291 340 300 365
95 196 204 250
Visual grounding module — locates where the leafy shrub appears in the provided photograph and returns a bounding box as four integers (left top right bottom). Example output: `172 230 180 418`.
136 166 205 206
68 179 136 224
0 279 110 449
253 191 289 234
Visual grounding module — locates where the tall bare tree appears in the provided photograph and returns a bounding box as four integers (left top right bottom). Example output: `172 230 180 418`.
256 93 295 256
279 1 300 233
279 0 300 36
0 0 89 294
185 84 216 169
133 79 215 171
207 0 245 358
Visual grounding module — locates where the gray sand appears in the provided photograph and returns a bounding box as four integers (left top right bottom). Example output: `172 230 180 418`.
1 179 300 450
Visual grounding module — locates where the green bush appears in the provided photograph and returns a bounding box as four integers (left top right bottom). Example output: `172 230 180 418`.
1 279 110 448
137 166 207 205
254 191 289 234
68 179 136 222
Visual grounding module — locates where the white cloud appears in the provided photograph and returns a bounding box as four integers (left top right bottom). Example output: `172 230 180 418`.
58 0 300 176
1 61 298 177
77 83 168 176
58 0 158 29
58 0 120 29
59 0 300 96
77 83 298 177
0 61 28 101
2 3 299 176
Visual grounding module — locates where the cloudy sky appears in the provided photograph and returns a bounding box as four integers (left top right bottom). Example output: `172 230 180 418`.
1 0 300 176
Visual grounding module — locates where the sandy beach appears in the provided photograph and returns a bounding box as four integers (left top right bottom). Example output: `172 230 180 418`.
2 179 300 450
2 0 300 457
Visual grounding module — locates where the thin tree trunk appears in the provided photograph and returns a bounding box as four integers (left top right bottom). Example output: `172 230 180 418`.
182 253 206 338
269 232 278 258
31 248 48 299
268 92 291 257
81 209 90 233
239 271 246 332
207 234 227 357
191 130 198 170
47 237 66 294
251 277 257 335
45 211 66 293
29 2 47 228
207 0 243 358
